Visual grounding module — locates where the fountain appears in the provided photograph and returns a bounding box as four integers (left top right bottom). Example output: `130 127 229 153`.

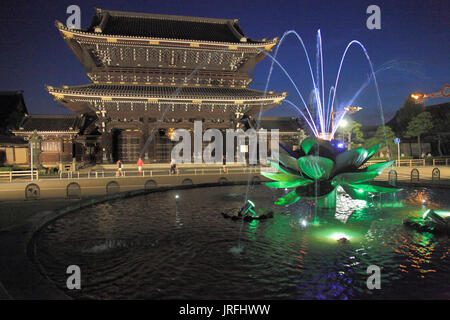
261 137 400 209
256 30 400 209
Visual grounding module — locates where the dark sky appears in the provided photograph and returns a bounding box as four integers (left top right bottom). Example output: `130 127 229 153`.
0 0 449 126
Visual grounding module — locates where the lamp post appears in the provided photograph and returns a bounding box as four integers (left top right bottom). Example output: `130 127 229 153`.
339 118 348 144
394 138 401 167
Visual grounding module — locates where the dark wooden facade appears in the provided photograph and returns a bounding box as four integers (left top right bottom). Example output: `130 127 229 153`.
12 114 96 167
47 9 286 163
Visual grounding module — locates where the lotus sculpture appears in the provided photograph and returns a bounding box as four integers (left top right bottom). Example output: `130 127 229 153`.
262 136 401 209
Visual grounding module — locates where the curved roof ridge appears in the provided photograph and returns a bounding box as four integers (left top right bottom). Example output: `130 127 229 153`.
96 8 237 25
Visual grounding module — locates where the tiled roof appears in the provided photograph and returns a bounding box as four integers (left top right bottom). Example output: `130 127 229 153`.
48 84 285 101
257 117 302 132
87 9 260 43
0 135 27 145
16 115 82 132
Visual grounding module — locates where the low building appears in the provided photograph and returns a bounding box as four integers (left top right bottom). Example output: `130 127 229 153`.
0 135 28 166
12 114 96 168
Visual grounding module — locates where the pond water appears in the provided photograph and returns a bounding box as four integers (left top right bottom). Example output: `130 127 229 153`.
31 185 450 299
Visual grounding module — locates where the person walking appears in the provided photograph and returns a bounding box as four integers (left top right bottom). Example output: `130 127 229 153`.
137 157 144 176
170 158 177 175
116 160 124 177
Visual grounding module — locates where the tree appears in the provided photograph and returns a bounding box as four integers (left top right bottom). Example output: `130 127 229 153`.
365 125 396 157
335 120 365 149
405 112 433 156
393 96 425 136
432 118 450 156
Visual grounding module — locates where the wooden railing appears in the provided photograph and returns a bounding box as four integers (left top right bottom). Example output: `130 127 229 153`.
0 166 264 182
0 170 39 182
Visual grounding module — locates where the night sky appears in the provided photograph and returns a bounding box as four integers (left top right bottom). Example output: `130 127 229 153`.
0 0 448 125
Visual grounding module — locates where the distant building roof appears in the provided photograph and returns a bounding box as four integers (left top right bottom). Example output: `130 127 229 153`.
0 91 28 135
86 8 262 43
0 135 27 146
258 117 302 132
14 114 83 133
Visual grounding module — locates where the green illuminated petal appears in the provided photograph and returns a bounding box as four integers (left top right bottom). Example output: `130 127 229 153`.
279 152 301 173
267 160 290 175
264 179 312 189
366 143 381 160
335 148 368 171
365 160 394 173
274 190 300 206
301 136 317 154
347 184 402 193
332 171 379 185
298 155 334 180
260 171 301 182
342 185 368 200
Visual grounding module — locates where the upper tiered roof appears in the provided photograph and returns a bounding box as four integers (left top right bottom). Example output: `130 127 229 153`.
56 8 277 48
87 9 256 43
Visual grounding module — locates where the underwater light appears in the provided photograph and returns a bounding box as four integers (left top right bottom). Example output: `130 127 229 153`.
423 209 447 226
175 194 179 199
301 219 307 227
239 200 256 217
329 232 350 241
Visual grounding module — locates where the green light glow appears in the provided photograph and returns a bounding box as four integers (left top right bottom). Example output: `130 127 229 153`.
264 179 312 189
366 160 394 173
260 171 300 182
332 171 379 185
275 190 300 206
298 155 334 180
347 184 402 193
329 232 351 241
435 211 450 217
366 143 381 159
263 137 400 209
301 136 316 154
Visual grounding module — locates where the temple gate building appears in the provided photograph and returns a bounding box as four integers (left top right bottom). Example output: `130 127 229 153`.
46 9 286 163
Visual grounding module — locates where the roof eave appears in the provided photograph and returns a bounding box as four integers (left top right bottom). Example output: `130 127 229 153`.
55 21 278 49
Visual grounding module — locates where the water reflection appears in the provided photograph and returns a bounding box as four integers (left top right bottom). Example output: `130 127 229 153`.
32 185 450 299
